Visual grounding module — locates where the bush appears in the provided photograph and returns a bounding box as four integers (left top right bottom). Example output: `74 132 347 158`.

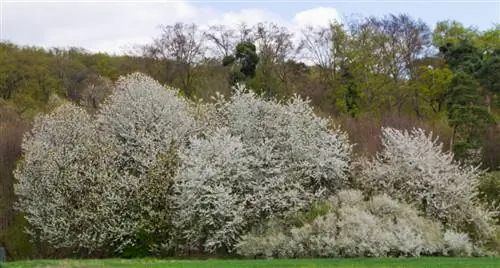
358 127 497 244
443 230 473 256
236 190 472 258
173 128 251 254
0 214 36 260
215 86 352 218
14 73 195 255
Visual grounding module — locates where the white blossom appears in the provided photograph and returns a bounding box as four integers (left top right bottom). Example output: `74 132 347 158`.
216 85 352 220
97 72 195 174
173 128 251 253
237 190 452 258
14 73 197 252
359 127 497 243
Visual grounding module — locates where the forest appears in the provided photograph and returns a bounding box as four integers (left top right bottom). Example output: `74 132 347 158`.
0 13 500 260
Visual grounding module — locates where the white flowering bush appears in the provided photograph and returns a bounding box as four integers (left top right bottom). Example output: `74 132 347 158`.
358 127 497 243
215 86 352 222
172 128 251 253
13 103 127 251
236 190 480 258
97 73 195 175
443 230 474 256
93 73 197 254
15 73 197 254
169 86 352 254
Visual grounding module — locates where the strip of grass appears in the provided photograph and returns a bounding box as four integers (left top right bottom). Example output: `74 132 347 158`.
3 257 500 268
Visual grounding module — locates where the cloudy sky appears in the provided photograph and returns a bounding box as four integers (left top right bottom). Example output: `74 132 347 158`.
1 0 499 54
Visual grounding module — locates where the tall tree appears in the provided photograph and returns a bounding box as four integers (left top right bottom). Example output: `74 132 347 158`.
222 41 260 87
252 22 295 96
144 23 205 97
204 24 238 60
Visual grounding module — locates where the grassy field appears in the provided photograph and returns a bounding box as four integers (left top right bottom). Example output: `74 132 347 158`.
2 257 500 268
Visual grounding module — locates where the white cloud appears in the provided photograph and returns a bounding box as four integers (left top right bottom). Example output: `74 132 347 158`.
2 1 341 54
206 8 285 28
3 1 209 54
293 7 342 29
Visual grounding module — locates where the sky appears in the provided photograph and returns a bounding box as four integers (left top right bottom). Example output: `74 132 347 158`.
1 0 499 54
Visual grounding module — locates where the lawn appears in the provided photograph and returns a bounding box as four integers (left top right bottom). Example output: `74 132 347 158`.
3 257 500 268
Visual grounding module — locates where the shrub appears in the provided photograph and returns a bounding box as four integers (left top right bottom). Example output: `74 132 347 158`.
14 73 195 254
237 190 456 258
14 103 102 250
173 128 251 253
215 86 352 221
358 127 497 243
170 87 352 254
443 230 474 256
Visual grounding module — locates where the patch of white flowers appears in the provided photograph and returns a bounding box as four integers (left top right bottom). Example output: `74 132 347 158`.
358 127 497 243
172 85 352 253
237 190 481 258
173 128 251 253
97 73 195 174
215 86 352 214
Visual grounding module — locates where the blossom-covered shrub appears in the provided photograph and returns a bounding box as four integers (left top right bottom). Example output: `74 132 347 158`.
358 127 497 243
215 86 352 222
170 87 353 254
443 230 474 256
236 190 479 258
97 73 195 175
14 103 114 251
172 128 251 253
14 73 196 254
93 73 197 254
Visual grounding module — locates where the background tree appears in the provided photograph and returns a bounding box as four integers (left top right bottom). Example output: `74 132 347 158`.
144 23 205 97
252 22 295 96
223 41 259 87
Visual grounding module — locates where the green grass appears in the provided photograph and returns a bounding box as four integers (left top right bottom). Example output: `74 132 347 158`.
3 257 500 268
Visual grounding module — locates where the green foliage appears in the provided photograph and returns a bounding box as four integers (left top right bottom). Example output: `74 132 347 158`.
222 55 236 67
235 42 259 78
440 40 483 74
478 50 500 94
223 41 259 86
0 214 36 260
477 171 500 223
287 201 333 228
433 20 478 49
447 71 496 160
228 71 246 85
